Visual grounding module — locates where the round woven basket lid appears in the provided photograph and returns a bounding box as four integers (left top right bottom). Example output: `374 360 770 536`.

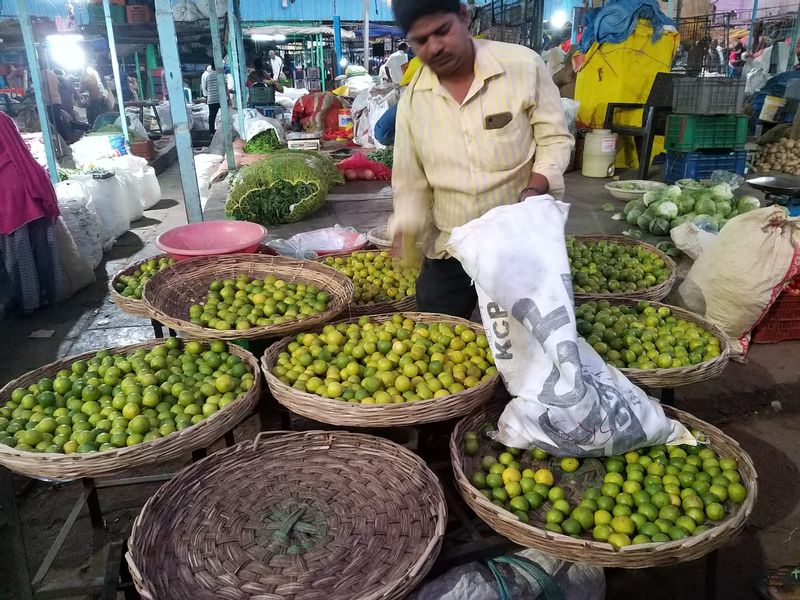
127 430 447 600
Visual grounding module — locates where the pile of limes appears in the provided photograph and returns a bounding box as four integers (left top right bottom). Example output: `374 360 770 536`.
464 430 748 549
189 274 331 331
272 314 496 403
321 251 418 306
576 300 722 370
0 338 254 454
567 238 671 294
114 257 175 299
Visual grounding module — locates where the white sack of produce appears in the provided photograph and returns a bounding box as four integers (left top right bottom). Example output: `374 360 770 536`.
194 153 224 209
95 155 161 210
447 197 693 456
677 205 800 357
155 101 173 133
54 181 103 269
54 217 95 299
70 174 131 249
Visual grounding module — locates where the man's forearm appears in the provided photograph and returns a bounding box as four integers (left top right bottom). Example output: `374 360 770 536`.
519 172 550 200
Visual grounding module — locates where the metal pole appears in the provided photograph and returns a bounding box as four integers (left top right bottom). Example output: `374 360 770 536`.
208 0 235 172
153 0 203 223
570 7 578 45
134 52 144 99
748 0 759 51
363 0 370 70
787 5 800 72
333 15 343 75
146 44 157 99
16 0 59 183
227 0 246 138
103 0 129 143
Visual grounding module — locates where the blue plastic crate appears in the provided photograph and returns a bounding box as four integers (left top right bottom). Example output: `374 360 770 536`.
664 150 748 183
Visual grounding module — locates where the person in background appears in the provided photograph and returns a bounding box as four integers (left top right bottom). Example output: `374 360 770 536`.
205 66 221 135
385 41 409 83
53 69 76 120
80 60 106 127
379 59 390 82
201 65 212 98
390 0 573 318
269 50 284 81
729 41 746 76
40 67 74 142
246 57 283 92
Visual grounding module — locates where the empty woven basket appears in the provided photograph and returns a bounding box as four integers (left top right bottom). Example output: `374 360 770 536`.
127 430 447 600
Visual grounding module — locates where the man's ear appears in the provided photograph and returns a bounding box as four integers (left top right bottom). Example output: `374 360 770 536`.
458 3 471 25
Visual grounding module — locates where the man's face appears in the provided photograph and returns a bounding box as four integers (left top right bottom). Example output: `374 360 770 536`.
406 7 472 77
269 51 275 58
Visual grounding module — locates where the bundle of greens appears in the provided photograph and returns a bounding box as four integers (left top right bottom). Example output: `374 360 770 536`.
367 147 393 169
270 149 344 186
243 129 282 154
617 181 761 237
225 153 329 225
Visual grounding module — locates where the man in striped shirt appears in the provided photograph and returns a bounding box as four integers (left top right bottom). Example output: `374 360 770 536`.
391 0 574 319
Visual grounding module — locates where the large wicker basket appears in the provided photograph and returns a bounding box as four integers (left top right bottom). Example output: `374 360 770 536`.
261 312 500 427
317 249 417 317
109 253 172 318
570 235 677 302
451 401 758 568
141 255 355 341
0 340 262 481
582 298 731 389
127 430 447 600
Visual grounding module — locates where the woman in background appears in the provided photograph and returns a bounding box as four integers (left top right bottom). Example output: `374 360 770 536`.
0 111 62 315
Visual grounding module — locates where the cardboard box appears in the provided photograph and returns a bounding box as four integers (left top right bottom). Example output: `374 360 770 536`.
126 5 153 24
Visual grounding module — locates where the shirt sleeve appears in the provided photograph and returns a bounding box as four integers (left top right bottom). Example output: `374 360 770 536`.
391 93 433 235
528 52 574 199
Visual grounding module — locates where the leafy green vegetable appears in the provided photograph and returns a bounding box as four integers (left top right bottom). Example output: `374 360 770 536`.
710 182 733 201
602 202 616 212
243 129 282 155
649 217 671 236
626 207 644 225
655 201 678 219
367 147 394 168
737 196 760 213
622 227 643 239
695 196 717 216
225 154 329 225
625 198 645 213
715 201 732 217
271 149 344 186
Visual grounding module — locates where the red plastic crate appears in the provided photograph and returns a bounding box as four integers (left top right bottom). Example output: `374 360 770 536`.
126 5 153 24
752 283 800 343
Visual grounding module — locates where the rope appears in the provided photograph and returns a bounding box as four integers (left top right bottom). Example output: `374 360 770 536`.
485 556 566 600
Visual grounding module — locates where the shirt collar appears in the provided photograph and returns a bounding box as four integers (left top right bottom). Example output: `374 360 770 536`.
414 39 505 94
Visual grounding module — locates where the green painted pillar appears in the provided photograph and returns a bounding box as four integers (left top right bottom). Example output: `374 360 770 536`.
146 43 158 99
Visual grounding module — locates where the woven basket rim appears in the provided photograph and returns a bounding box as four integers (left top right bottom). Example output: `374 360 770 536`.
316 248 418 317
140 254 355 340
0 339 262 481
569 235 677 302
450 401 758 568
261 312 499 427
109 253 172 318
127 429 447 600
577 297 731 389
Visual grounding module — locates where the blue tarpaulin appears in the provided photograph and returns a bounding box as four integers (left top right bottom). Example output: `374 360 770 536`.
577 0 673 53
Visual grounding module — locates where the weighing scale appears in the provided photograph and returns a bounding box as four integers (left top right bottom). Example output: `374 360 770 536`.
747 175 800 215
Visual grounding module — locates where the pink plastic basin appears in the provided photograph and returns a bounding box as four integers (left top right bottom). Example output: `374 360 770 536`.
156 220 267 261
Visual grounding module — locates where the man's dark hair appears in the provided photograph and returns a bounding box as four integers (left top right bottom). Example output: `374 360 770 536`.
393 0 461 33
398 41 409 51
253 57 264 70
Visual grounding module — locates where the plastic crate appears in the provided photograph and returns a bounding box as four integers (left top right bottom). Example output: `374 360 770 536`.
665 114 748 152
87 4 125 24
672 78 746 115
752 284 800 343
664 150 747 183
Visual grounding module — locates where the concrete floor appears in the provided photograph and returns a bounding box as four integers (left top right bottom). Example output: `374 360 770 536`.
1 165 799 599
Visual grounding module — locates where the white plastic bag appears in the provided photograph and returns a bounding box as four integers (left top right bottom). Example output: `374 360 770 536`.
266 226 368 259
95 157 145 222
409 549 604 600
194 153 225 209
54 181 103 269
670 221 716 261
352 84 399 148
447 197 693 456
71 174 130 249
155 101 173 133
70 134 128 167
141 166 161 209
232 108 284 142
191 104 210 131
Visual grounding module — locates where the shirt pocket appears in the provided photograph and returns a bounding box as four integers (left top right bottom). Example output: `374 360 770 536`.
476 112 532 172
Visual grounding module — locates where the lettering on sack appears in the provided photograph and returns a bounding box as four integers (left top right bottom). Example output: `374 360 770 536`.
486 302 513 360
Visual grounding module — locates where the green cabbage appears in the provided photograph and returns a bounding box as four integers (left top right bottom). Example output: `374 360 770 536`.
710 182 733 201
678 195 696 214
655 201 679 219
695 196 717 215
670 215 688 229
737 195 761 213
626 207 644 225
649 217 671 236
271 149 345 186
637 212 654 230
624 198 646 214
643 190 662 206
225 154 330 225
664 185 683 201
715 201 732 217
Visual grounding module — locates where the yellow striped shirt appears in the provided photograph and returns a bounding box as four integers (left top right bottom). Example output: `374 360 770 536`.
392 39 574 259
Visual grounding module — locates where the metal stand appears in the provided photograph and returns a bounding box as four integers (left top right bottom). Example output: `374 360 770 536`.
149 319 176 339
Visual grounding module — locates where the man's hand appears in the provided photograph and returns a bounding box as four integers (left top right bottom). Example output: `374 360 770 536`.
392 230 421 266
519 172 551 202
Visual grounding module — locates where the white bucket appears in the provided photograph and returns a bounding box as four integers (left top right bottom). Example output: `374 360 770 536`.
582 128 618 178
